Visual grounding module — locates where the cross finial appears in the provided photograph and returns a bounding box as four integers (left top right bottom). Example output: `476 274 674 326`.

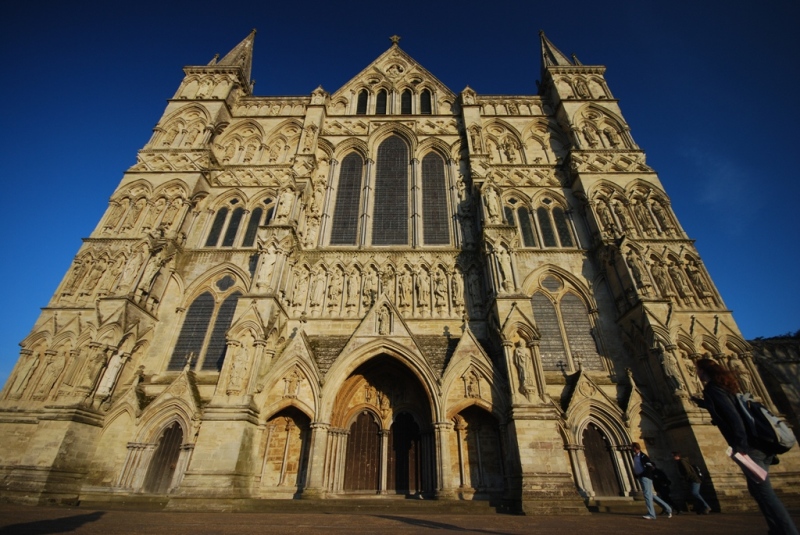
390 35 401 46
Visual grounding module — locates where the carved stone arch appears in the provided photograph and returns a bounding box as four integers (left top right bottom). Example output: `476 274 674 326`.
180 264 249 306
587 180 625 204
50 330 77 353
260 362 318 420
723 335 750 356
161 103 211 126
137 405 193 446
343 405 383 431
698 336 721 357
320 345 440 423
315 137 335 159
367 122 417 155
521 264 595 305
416 137 450 161
501 187 532 207
529 189 571 211
332 138 369 163
110 180 154 204
624 179 665 199
572 406 629 447
152 178 190 199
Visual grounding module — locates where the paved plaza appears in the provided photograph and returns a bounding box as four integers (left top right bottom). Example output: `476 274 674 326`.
1 504 797 534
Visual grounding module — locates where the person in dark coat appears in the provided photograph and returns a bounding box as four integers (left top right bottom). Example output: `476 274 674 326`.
672 451 711 514
692 358 798 535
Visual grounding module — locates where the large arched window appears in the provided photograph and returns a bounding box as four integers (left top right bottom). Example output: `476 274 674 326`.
530 278 602 372
330 153 364 245
167 280 241 371
372 136 409 245
241 198 275 248
421 152 449 245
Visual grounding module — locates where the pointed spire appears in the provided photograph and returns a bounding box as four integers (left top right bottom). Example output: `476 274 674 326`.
539 30 573 68
218 29 256 85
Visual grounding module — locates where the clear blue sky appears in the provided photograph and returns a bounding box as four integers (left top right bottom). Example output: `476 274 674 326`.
1 1 798 387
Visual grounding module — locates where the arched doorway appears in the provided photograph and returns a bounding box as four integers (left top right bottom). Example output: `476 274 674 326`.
143 422 183 494
451 406 504 499
582 423 622 497
261 407 312 493
333 355 435 496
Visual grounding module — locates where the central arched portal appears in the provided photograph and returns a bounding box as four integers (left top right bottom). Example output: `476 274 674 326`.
334 355 435 496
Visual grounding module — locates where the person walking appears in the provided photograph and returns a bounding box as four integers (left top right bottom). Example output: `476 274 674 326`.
631 442 673 520
692 358 798 535
672 451 711 514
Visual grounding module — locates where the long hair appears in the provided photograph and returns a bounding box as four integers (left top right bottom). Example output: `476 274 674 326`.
695 358 740 394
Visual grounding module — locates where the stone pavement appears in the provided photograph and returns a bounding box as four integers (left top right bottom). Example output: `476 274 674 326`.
1 504 798 535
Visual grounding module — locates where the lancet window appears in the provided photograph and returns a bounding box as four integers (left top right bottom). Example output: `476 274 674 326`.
167 277 241 372
205 198 274 248
530 277 603 372
329 137 452 247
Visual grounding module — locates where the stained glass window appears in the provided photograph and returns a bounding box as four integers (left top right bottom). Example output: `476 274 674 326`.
167 292 214 371
221 207 244 247
553 207 574 247
421 153 449 245
330 153 363 245
356 90 368 115
420 89 432 114
373 136 409 245
531 292 566 371
201 292 241 371
205 208 228 247
537 207 557 247
401 90 412 114
518 207 536 247
242 207 263 247
376 89 387 114
560 293 602 370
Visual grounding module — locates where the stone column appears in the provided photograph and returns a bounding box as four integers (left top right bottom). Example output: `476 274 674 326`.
434 421 455 498
300 422 330 498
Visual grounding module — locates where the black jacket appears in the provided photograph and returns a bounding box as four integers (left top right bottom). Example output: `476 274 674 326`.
697 382 750 454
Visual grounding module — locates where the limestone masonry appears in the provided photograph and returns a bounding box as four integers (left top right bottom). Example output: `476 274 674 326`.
2 31 798 513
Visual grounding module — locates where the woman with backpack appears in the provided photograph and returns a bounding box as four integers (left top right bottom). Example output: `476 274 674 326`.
692 358 798 535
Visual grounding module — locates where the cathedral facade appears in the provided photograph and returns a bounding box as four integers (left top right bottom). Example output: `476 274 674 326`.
2 31 798 513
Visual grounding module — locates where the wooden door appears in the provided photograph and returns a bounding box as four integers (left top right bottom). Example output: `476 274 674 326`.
343 411 380 492
582 423 622 496
143 422 183 494
387 412 420 494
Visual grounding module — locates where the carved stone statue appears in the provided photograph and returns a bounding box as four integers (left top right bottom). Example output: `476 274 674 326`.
612 201 634 234
603 126 621 147
345 270 360 309
8 350 40 398
227 334 253 395
484 186 502 224
141 198 166 231
650 200 675 235
651 260 671 297
362 270 377 307
467 270 482 308
79 350 108 392
80 258 108 296
95 351 126 400
416 270 430 309
103 202 125 231
575 79 591 99
433 271 447 308
514 343 532 387
377 307 390 335
668 262 692 300
291 269 310 308
33 351 66 399
582 123 600 147
451 271 464 307
309 269 326 307
661 351 684 391
121 198 146 232
327 270 342 310
730 358 754 394
595 200 615 235
399 270 412 307
275 188 295 223
686 260 711 297
633 200 655 235
625 249 649 291
497 246 514 292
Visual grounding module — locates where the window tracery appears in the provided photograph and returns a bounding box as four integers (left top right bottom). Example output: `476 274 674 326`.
167 281 242 372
